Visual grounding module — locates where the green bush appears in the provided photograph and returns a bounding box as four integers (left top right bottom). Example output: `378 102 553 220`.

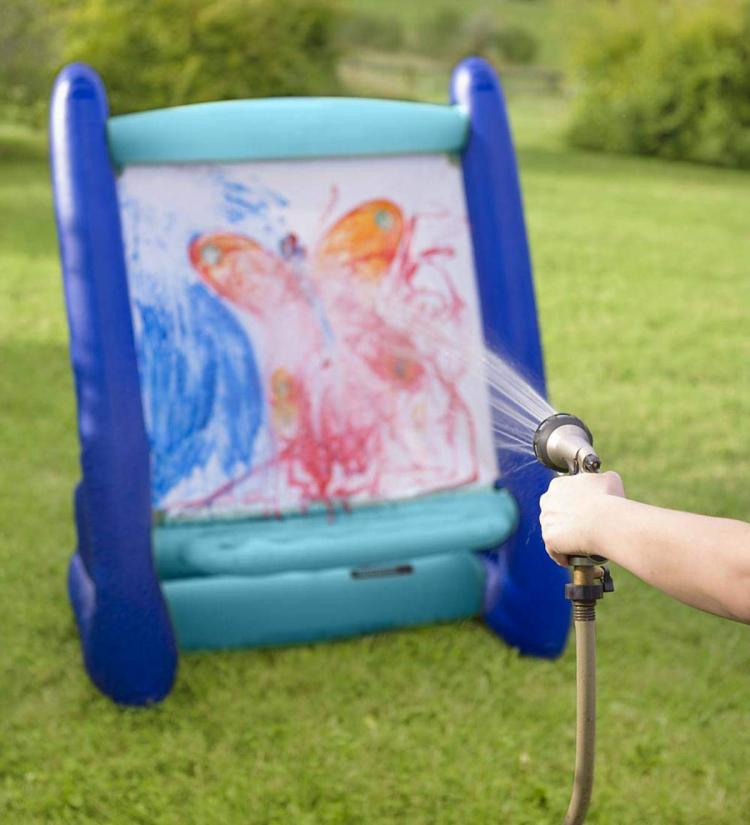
62 0 343 115
419 9 464 58
493 25 538 65
419 8 538 66
337 11 404 52
568 0 750 168
460 10 503 58
0 0 59 122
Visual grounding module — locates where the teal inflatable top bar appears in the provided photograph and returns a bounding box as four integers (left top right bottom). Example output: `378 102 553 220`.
107 97 469 166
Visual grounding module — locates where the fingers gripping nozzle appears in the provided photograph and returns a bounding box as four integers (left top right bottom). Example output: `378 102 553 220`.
533 412 608 565
532 413 601 475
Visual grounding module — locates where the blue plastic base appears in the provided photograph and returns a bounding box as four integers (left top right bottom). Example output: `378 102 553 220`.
163 551 485 650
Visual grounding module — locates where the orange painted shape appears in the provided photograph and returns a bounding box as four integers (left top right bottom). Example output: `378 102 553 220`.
315 199 403 282
189 232 292 315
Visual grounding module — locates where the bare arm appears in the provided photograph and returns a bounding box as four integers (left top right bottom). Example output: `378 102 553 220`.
539 472 750 624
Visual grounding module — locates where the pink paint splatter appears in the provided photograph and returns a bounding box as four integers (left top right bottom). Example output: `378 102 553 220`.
185 197 480 513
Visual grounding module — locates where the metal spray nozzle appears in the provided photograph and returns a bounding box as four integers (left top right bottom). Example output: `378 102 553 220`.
532 413 600 475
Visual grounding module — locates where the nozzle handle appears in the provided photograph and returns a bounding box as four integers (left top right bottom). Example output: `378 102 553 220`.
570 554 608 567
580 461 607 564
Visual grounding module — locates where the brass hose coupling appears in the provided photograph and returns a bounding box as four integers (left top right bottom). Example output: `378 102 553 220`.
566 557 615 622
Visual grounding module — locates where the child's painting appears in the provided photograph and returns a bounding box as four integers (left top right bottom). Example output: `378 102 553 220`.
118 154 498 520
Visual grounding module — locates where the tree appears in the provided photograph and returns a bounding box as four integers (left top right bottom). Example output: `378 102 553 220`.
568 0 750 168
0 0 59 119
62 0 343 115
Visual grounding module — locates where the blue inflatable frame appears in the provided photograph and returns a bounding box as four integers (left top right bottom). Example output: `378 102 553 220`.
50 57 568 705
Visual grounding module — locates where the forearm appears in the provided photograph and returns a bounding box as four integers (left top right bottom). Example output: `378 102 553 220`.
590 497 750 623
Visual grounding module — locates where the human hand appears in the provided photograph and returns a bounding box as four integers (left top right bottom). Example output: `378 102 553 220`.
539 471 625 566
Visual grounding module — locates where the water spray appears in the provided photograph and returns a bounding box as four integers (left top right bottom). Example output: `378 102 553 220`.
532 413 614 825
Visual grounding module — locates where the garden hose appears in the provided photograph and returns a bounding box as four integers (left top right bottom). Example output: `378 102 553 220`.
562 556 612 825
533 414 615 824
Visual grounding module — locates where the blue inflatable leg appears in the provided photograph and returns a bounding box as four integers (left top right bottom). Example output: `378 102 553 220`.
50 64 177 703
451 58 570 657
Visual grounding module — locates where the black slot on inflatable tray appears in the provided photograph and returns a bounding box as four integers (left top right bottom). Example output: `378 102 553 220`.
351 564 414 580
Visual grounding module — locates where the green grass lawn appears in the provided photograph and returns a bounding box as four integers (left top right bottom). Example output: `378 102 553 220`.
1 94 749 824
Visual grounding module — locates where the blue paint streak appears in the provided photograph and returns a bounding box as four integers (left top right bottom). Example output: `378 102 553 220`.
215 172 289 227
135 283 263 505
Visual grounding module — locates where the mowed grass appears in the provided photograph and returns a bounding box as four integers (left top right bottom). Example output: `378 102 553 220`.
1 94 749 824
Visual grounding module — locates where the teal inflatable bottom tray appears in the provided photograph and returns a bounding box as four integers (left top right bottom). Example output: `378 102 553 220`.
156 487 518 650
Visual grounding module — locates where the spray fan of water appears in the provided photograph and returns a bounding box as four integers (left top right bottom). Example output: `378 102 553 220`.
482 348 556 460
379 308 557 464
